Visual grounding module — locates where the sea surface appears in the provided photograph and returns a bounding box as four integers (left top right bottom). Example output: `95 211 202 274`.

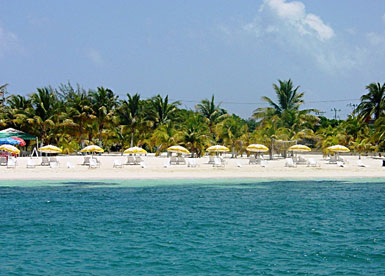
0 178 385 275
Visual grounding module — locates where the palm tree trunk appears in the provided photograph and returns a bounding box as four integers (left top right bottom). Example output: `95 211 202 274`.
130 130 134 147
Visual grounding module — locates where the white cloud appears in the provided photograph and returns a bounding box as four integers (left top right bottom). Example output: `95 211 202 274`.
263 0 334 41
0 25 19 57
239 0 366 73
86 48 103 66
367 32 385 46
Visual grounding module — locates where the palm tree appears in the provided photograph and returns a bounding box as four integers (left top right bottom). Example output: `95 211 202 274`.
62 88 95 147
196 94 227 139
117 93 144 147
28 87 61 145
355 82 385 121
91 87 118 146
148 95 180 128
181 114 210 157
216 115 248 158
253 79 306 120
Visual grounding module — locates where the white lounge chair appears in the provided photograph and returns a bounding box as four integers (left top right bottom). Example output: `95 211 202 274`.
49 157 60 166
41 157 50 166
140 161 146 168
261 160 268 167
177 156 186 165
89 158 99 169
170 156 178 165
0 156 7 166
66 162 75 169
125 156 136 165
26 158 36 168
135 156 143 165
213 157 225 168
337 161 345 167
307 158 320 167
82 156 90 166
357 160 369 167
164 160 171 168
236 161 242 168
113 159 123 168
208 155 215 164
7 157 16 169
249 155 257 165
285 158 297 167
187 159 199 167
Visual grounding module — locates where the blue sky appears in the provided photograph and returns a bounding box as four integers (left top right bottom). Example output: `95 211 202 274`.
1 0 385 119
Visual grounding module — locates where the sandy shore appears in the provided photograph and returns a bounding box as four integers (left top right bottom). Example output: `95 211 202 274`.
0 154 384 181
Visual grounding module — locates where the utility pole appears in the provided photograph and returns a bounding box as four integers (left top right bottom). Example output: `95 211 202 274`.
331 108 341 120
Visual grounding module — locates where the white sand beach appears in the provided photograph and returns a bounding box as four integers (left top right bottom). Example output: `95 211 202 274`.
1 154 384 181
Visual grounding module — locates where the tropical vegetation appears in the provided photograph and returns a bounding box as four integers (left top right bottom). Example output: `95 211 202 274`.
0 80 384 157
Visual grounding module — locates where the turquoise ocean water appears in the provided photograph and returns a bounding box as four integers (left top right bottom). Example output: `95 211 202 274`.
1 178 385 275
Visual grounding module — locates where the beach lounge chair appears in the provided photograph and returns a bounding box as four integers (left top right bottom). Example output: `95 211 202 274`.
7 157 16 169
164 160 171 168
49 157 59 168
89 158 99 169
249 155 257 165
125 156 136 165
0 156 7 166
213 157 225 168
208 155 215 164
41 157 50 166
140 161 146 168
135 156 143 165
337 161 345 167
66 162 75 169
50 157 60 165
307 158 320 167
236 161 242 168
177 156 186 165
26 158 36 168
113 159 123 168
261 160 268 167
357 160 369 167
82 156 90 166
297 156 308 165
170 156 178 165
285 158 297 167
187 158 199 167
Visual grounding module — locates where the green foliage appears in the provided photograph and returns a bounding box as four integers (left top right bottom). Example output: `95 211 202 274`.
0 79 383 156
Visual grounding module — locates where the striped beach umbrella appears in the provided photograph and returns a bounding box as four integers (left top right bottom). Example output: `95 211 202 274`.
246 144 269 153
0 144 20 154
0 137 20 145
38 145 62 153
206 145 230 152
80 145 104 153
124 146 147 154
288 144 311 152
167 145 190 154
327 145 350 153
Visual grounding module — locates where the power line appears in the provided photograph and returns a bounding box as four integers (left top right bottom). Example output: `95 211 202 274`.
169 98 361 106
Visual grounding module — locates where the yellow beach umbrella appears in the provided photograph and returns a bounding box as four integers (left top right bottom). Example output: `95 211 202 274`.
288 144 311 152
38 145 62 154
124 146 147 154
206 145 230 152
167 145 190 154
80 145 104 153
0 144 20 154
327 145 350 153
246 144 269 153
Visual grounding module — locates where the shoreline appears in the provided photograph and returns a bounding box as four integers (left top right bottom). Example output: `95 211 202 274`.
0 154 384 182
